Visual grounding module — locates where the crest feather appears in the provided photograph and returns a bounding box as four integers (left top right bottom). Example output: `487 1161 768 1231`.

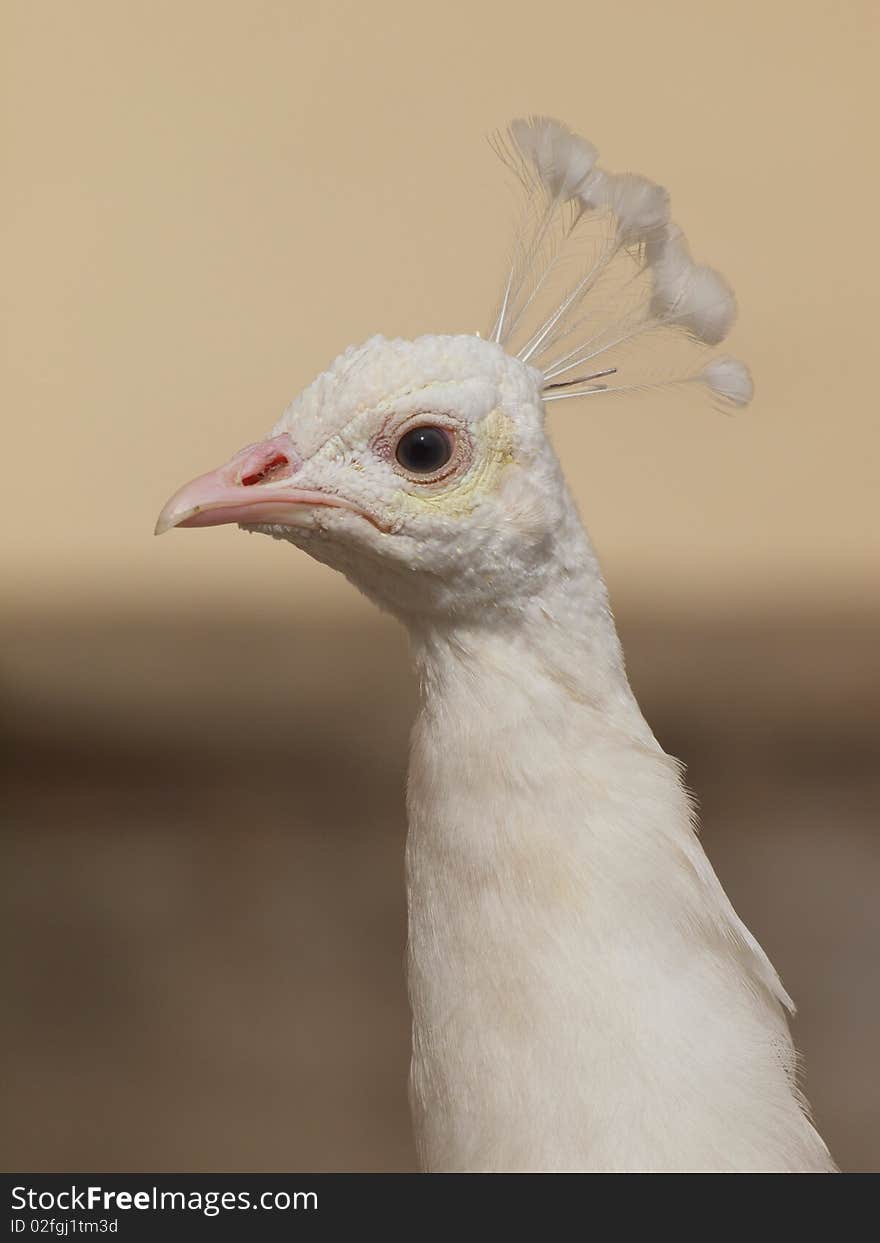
490 117 751 409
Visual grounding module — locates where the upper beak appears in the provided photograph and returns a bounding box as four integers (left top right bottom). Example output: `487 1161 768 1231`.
155 434 358 535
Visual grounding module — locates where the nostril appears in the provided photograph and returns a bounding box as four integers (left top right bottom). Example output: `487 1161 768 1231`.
236 434 300 488
241 454 289 487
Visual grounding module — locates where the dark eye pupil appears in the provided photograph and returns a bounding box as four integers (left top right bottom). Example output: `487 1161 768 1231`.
395 426 452 474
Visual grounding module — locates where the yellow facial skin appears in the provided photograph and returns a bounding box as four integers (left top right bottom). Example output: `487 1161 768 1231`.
395 408 515 521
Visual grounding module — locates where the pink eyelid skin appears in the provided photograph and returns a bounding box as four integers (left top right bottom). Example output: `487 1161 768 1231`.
376 414 470 485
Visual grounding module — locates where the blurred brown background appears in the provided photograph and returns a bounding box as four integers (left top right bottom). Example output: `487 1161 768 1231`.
2 1 878 1171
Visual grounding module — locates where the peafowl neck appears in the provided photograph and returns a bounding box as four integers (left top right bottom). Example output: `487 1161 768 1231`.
407 502 650 741
402 514 833 1173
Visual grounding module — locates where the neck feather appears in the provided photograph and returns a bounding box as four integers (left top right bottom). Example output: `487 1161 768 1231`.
401 519 831 1173
408 514 649 740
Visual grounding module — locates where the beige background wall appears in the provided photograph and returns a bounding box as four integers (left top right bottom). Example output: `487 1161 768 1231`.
3 0 877 617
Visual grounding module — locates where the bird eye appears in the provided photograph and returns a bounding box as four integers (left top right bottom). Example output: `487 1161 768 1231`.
395 426 453 475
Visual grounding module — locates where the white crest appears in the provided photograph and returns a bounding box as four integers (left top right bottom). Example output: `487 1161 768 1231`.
489 117 751 408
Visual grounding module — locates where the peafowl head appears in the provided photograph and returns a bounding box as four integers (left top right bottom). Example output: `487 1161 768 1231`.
157 118 752 622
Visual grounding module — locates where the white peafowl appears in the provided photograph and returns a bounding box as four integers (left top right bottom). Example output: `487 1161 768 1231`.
156 118 835 1173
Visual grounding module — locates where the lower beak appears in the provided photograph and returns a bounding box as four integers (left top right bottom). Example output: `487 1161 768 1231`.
155 434 355 535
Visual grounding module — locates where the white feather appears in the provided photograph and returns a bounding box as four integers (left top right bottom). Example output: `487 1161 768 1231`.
577 165 609 210
651 254 737 345
490 118 750 408
646 222 693 298
509 115 598 201
700 356 754 406
585 171 670 244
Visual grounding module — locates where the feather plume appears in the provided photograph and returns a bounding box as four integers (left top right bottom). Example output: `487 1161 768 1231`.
586 172 670 244
699 357 754 407
507 116 598 201
649 224 737 345
489 117 751 409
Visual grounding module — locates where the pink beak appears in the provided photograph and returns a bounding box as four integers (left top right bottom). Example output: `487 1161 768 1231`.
155 434 360 535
